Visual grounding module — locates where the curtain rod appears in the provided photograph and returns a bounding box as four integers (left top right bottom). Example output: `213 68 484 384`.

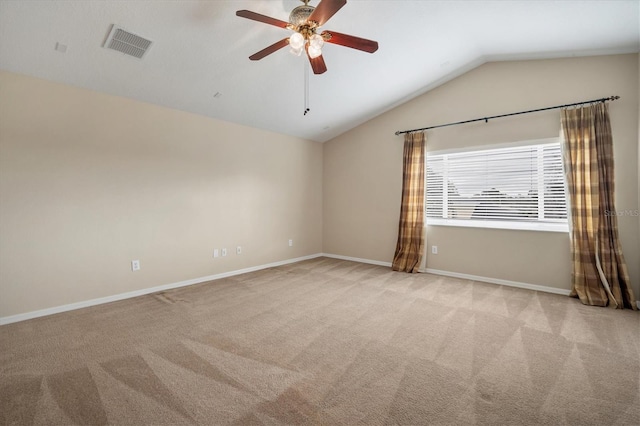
394 95 620 136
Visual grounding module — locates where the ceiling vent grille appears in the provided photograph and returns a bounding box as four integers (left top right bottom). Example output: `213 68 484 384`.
103 25 152 59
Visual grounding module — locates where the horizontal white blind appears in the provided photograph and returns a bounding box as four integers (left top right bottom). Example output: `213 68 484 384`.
426 142 567 224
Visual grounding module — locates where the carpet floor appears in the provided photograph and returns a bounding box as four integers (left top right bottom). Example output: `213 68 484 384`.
1 257 639 425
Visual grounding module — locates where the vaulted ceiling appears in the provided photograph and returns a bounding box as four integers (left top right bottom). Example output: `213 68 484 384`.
1 1 638 142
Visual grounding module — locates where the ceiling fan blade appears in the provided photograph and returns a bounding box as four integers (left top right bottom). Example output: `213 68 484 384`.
321 30 378 53
249 38 290 61
236 10 289 29
308 0 347 26
308 54 327 75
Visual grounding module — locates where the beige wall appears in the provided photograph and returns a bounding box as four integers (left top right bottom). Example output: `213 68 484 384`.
324 54 640 296
2 54 638 319
0 71 323 318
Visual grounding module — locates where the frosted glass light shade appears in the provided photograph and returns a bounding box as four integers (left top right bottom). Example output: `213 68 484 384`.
309 34 324 49
308 44 322 59
289 32 305 49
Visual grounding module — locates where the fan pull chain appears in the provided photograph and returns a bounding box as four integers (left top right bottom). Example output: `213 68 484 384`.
304 60 310 115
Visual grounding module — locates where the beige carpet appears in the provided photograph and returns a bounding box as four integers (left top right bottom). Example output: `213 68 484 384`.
1 257 639 425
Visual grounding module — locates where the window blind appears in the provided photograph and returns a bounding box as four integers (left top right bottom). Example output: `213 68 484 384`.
426 142 567 225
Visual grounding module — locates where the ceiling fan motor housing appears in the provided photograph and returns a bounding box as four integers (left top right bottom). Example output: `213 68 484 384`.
289 5 315 30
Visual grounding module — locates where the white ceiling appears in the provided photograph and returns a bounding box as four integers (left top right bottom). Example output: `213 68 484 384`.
0 1 638 142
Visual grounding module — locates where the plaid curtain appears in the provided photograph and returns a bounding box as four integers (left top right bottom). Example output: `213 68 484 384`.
561 103 637 309
392 132 425 273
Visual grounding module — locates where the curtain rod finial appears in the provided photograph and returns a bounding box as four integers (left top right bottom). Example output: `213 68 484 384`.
395 131 401 136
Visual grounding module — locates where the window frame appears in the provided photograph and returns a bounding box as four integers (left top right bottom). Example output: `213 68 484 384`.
425 138 569 233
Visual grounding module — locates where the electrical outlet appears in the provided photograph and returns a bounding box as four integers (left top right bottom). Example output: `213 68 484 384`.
236 246 242 255
431 246 438 255
213 249 219 258
222 248 227 257
288 239 293 247
131 260 140 271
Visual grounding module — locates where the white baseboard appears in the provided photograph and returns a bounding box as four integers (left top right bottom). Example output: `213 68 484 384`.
321 252 573 297
424 271 640 310
321 253 393 267
0 253 323 326
316 256 639 309
2 253 636 325
423 268 572 296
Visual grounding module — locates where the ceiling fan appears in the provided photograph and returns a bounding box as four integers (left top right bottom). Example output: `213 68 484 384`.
236 0 378 75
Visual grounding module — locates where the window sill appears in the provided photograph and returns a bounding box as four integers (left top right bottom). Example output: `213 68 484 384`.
426 218 569 233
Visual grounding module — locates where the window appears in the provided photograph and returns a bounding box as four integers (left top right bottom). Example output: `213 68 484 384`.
426 139 568 232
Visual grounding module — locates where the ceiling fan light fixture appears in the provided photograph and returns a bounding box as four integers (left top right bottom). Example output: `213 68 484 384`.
308 44 322 59
289 32 305 56
309 34 324 49
289 32 305 49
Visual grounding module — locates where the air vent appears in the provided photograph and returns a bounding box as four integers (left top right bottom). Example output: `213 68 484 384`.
103 25 152 59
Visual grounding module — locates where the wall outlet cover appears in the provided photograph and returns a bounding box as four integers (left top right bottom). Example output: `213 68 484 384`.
131 260 141 271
